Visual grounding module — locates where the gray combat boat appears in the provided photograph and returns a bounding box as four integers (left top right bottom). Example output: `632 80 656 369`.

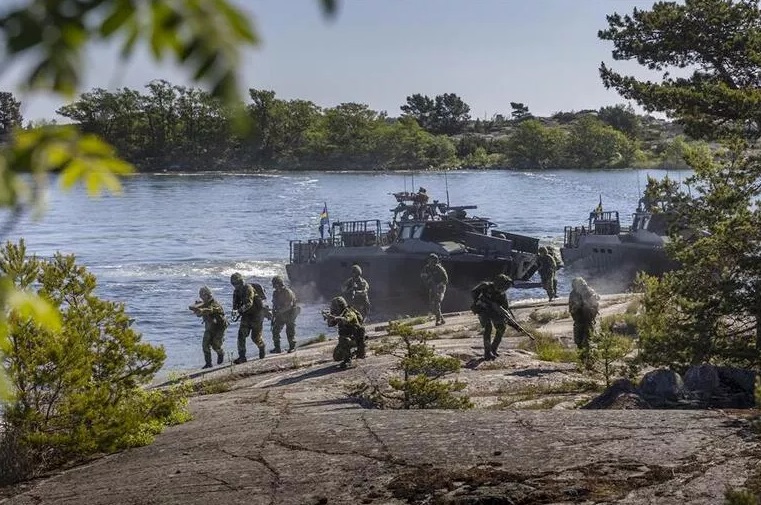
286 191 541 316
561 198 679 288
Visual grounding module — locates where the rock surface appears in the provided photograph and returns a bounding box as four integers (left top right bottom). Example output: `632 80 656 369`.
3 294 760 504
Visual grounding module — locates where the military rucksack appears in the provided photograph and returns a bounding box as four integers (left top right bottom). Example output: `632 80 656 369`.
251 282 267 300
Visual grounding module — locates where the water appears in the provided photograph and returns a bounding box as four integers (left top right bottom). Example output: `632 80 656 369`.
6 169 690 374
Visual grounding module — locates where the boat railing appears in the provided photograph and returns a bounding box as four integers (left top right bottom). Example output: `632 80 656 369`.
289 237 338 264
333 219 384 247
564 225 586 248
588 210 621 235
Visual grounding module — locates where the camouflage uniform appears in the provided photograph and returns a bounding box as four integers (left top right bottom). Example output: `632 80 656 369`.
189 286 227 369
471 274 517 360
231 273 266 363
537 246 558 301
568 277 600 363
421 253 449 325
341 265 370 321
327 296 365 368
271 276 299 353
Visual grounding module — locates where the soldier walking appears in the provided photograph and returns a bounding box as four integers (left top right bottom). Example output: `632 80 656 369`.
271 276 299 353
569 277 600 365
230 272 266 363
471 274 521 360
537 246 558 301
420 253 449 325
189 286 227 369
325 296 366 369
342 264 370 321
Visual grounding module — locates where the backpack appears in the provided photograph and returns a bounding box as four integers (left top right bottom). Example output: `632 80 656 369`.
251 282 267 300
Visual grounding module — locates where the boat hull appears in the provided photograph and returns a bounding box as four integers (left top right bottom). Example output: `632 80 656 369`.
286 250 514 317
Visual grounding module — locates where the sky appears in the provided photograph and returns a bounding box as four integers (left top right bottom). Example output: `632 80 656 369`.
0 0 664 122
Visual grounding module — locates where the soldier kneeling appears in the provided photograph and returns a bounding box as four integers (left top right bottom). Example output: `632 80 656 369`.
324 296 366 369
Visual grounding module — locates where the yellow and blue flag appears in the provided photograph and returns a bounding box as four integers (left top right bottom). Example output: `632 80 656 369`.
319 203 329 238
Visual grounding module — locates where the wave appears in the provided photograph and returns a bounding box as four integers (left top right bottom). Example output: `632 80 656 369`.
96 259 286 280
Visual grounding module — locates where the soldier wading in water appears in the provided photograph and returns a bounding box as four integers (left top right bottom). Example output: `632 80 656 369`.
324 296 366 369
189 286 228 369
230 272 267 363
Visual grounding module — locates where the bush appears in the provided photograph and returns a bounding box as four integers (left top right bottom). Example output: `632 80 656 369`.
519 332 576 363
353 322 472 409
0 241 189 483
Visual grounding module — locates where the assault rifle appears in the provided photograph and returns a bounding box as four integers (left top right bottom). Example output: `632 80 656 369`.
189 300 204 314
491 302 535 341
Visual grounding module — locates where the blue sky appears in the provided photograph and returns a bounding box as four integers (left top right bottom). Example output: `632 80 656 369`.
0 0 663 121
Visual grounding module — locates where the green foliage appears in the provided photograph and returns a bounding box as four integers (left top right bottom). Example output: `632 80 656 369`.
566 115 638 168
0 241 189 479
725 488 759 505
528 309 569 324
519 332 577 363
363 322 472 410
509 102 533 122
599 0 761 142
299 333 328 347
504 119 566 169
400 92 471 135
598 103 641 139
588 326 635 386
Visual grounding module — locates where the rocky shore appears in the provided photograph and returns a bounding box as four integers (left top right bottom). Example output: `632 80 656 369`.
2 294 759 504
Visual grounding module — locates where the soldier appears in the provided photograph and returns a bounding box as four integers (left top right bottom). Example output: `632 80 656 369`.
471 274 521 360
537 246 558 301
271 275 299 353
230 272 266 363
189 286 227 369
420 253 449 325
341 264 370 321
568 277 600 364
324 296 366 369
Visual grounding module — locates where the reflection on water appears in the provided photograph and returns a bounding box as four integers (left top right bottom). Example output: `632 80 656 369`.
5 169 690 373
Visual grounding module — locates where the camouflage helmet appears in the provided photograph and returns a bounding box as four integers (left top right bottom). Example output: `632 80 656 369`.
538 246 547 255
330 296 347 313
230 272 244 286
494 274 513 288
351 264 362 276
199 286 212 299
418 187 426 193
272 275 284 287
427 253 439 262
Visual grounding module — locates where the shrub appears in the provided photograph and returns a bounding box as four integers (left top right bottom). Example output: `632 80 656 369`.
0 241 189 482
588 328 635 386
519 332 577 363
352 322 472 409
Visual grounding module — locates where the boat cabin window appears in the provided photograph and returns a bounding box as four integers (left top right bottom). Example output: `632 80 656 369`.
399 224 425 240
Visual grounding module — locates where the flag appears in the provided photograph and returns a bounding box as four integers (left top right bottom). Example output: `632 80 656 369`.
319 203 329 239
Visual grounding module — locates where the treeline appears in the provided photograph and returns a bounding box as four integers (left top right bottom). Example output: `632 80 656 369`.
3 82 703 171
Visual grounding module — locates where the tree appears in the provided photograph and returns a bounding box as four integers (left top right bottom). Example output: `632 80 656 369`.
565 116 637 168
0 240 189 480
400 93 436 131
504 119 565 170
600 1 761 367
510 102 533 122
599 0 761 141
0 91 22 140
598 103 641 138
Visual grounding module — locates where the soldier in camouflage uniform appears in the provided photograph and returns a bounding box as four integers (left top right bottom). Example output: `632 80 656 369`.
341 264 370 321
420 253 449 325
537 246 558 301
189 286 227 369
471 274 519 360
325 296 365 369
230 272 266 363
569 277 600 365
271 276 299 353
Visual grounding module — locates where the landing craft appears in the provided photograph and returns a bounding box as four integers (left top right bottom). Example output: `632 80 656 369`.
286 191 542 316
560 192 681 291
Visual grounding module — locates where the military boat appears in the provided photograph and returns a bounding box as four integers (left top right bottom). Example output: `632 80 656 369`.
286 191 541 316
560 199 680 288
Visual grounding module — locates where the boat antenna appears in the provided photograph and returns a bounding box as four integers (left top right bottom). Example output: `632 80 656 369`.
403 175 406 193
411 173 415 192
444 171 450 207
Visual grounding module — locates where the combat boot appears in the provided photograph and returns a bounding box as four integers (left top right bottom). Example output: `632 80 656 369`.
202 362 212 369
270 346 282 354
258 347 266 359
287 343 296 353
491 342 501 358
217 352 224 365
233 356 247 364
